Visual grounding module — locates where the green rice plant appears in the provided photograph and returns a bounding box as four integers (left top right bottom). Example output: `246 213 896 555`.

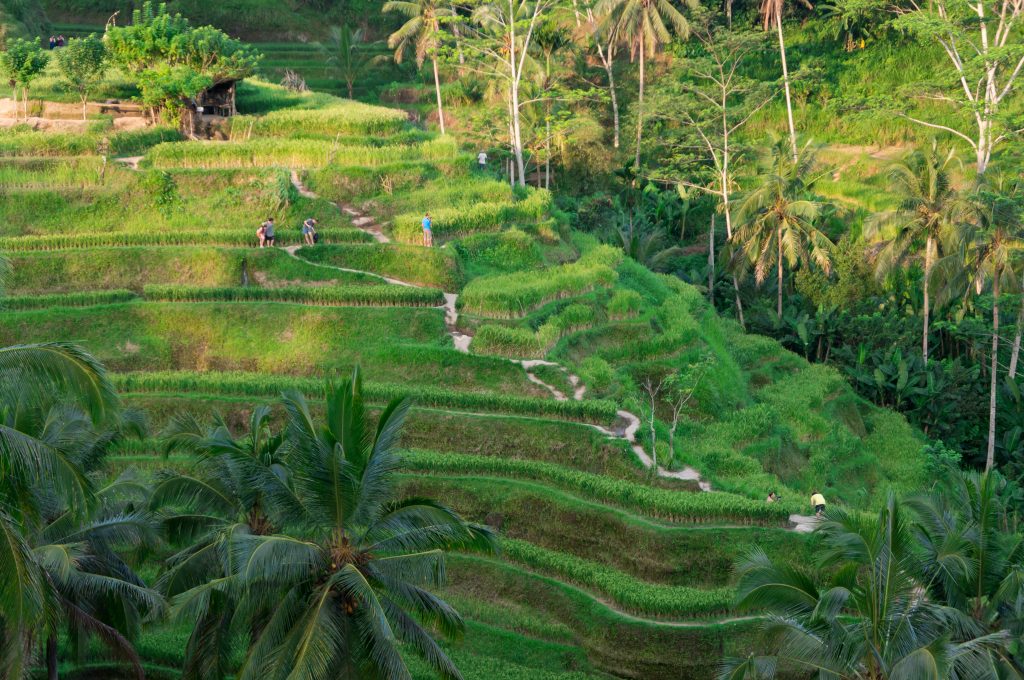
305 160 457 202
295 243 461 289
500 539 735 617
111 371 619 422
0 227 371 251
461 246 622 318
607 290 643 320
391 190 553 243
142 283 444 307
453 228 544 276
399 450 791 525
0 156 114 188
231 101 409 137
472 325 544 358
146 137 460 170
0 126 180 156
1 289 138 309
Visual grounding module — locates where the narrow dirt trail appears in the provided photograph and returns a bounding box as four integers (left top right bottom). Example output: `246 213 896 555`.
285 170 823 531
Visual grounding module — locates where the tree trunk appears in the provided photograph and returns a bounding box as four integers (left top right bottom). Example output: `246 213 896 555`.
635 35 645 169
606 56 620 149
1010 286 1023 380
81 94 88 120
777 228 784 321
721 121 745 329
511 81 526 186
987 271 1000 471
708 214 715 305
431 57 446 136
47 634 58 680
725 0 733 27
545 116 551 190
923 235 934 364
347 80 354 99
775 14 798 162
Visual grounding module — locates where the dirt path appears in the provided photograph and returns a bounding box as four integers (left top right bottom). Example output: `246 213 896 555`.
284 169 825 531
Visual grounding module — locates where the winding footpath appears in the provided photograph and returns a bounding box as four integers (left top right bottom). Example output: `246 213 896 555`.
284 170 814 532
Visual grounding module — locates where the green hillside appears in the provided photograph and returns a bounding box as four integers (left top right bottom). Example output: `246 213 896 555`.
0 77 930 677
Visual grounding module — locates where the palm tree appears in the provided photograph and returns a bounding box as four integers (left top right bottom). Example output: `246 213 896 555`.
597 0 693 168
864 141 974 365
167 369 496 679
907 468 1024 658
735 140 833 321
760 0 804 161
961 186 1024 471
0 342 158 679
385 0 454 135
323 25 380 99
153 405 302 680
722 496 1012 679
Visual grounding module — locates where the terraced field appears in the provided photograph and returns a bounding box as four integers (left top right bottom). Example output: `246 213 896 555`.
2 80 930 678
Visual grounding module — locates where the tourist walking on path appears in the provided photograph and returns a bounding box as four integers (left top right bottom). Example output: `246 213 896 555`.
422 212 433 247
256 222 266 248
810 490 827 517
48 36 56 49
302 217 318 246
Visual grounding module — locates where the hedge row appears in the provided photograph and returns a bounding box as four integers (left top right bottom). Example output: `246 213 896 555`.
0 228 373 251
147 138 459 170
460 246 623 318
501 539 735 617
111 371 619 422
142 284 444 307
2 289 139 309
400 450 790 525
391 190 553 244
473 303 595 358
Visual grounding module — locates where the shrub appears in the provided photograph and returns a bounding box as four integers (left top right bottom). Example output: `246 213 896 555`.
607 290 643 319
142 284 443 307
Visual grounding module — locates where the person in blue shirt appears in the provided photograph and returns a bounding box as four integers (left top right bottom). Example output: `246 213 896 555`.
422 212 433 247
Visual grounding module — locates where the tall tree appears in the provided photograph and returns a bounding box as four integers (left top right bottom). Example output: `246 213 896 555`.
961 186 1024 471
464 0 556 186
385 0 454 135
54 34 108 120
572 0 621 148
893 0 1024 174
649 22 772 328
597 0 693 168
864 141 974 365
759 0 804 161
166 369 496 679
735 140 833 321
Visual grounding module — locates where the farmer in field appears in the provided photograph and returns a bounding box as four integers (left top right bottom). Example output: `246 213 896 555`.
477 150 488 170
766 491 778 503
422 212 433 247
810 490 827 517
262 217 276 247
302 217 318 246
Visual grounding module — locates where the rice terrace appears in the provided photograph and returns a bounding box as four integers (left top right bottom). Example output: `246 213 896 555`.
2 0 1024 678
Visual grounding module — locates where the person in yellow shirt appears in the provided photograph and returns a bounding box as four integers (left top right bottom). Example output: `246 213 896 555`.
810 491 826 517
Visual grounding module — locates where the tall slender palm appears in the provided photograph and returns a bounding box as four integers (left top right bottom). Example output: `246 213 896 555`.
154 405 302 680
385 0 453 135
597 0 693 168
167 369 496 680
735 140 833 321
760 0 800 161
961 187 1024 471
722 496 1012 679
864 142 974 365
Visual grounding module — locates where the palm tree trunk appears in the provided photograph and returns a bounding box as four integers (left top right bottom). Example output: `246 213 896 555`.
1010 276 1023 379
923 235 934 364
777 228 784 321
47 634 58 680
431 57 446 136
606 56 620 149
635 33 645 169
775 13 798 162
708 215 715 305
987 271 1000 471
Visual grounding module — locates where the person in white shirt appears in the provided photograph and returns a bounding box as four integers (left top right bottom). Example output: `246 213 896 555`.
477 151 488 169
